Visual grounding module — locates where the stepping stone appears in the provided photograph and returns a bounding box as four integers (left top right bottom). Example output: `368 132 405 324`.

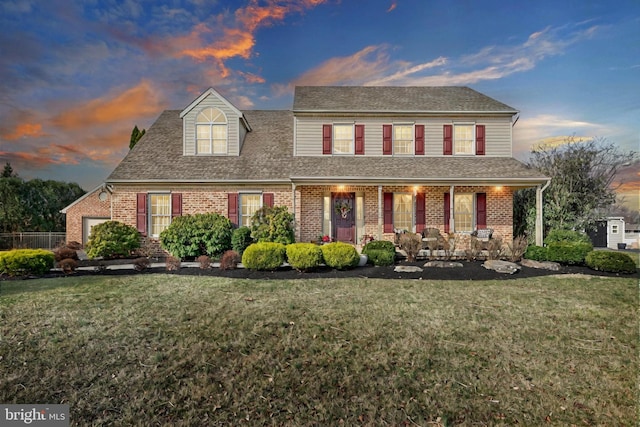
424 261 463 268
394 265 423 273
520 259 561 271
483 260 521 274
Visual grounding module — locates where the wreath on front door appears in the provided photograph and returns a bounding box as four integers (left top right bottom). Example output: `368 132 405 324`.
334 201 352 219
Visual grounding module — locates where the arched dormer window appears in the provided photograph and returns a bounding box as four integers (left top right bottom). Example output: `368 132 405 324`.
196 107 227 154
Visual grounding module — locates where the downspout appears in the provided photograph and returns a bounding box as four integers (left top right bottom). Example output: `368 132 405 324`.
291 183 297 241
535 179 551 246
377 185 383 240
449 185 455 233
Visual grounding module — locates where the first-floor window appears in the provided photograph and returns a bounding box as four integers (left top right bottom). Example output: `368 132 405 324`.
240 194 262 227
150 194 171 237
611 224 619 234
454 194 474 232
393 193 413 230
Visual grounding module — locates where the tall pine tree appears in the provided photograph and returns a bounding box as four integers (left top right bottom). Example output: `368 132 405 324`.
129 125 146 149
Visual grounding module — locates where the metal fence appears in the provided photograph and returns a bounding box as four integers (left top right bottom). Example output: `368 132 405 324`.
0 232 67 251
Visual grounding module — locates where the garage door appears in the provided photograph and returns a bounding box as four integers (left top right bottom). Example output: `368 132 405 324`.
83 217 110 245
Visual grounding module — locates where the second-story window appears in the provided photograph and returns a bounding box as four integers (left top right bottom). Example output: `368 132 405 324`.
394 125 413 155
333 124 353 154
196 107 227 155
454 124 474 155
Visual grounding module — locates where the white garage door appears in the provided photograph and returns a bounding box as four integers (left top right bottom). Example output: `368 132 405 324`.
83 217 110 245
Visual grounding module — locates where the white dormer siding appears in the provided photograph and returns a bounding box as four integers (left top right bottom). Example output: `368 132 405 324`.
181 89 248 156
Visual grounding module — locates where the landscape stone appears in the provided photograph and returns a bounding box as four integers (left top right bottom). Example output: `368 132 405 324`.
394 265 423 273
482 260 521 274
424 261 464 268
520 259 561 271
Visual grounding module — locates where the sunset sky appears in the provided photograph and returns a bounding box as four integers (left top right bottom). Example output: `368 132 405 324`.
1 0 638 208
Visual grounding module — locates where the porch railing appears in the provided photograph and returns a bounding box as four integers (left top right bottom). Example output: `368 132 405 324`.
0 232 67 251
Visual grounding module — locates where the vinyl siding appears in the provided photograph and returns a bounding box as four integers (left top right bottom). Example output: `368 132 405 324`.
182 92 240 156
295 115 513 157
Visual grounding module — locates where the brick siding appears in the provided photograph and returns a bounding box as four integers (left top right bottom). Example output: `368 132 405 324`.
64 188 111 244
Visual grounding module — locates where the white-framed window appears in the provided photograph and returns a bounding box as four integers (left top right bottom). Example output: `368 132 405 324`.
454 193 474 232
454 124 474 155
394 124 413 155
611 224 619 234
240 194 262 227
196 107 227 155
393 193 413 230
333 124 354 154
150 194 171 237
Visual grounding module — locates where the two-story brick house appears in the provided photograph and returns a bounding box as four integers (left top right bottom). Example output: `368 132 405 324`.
63 86 549 250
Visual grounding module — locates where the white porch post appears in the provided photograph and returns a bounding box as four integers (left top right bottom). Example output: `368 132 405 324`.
291 183 298 241
377 185 383 240
449 185 455 233
535 184 543 246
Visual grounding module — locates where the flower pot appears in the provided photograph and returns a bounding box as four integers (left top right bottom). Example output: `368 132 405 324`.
358 254 368 267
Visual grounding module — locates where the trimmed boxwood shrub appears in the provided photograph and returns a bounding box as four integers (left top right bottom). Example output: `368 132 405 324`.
524 245 548 261
231 226 253 255
546 242 593 265
160 213 233 259
321 242 359 270
0 249 55 276
241 242 286 270
544 229 591 245
86 220 141 259
362 240 396 266
585 251 636 274
286 243 324 271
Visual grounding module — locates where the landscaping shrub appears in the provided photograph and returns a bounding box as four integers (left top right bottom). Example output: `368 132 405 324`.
86 221 141 259
544 229 591 245
165 256 181 271
0 249 55 276
58 258 78 274
231 226 253 255
196 255 211 269
321 242 359 270
160 213 233 259
220 250 241 270
133 257 150 271
362 240 396 266
546 242 593 265
524 245 548 261
398 233 422 262
507 235 528 262
66 241 82 250
286 243 324 271
585 251 636 274
241 243 286 270
250 206 295 245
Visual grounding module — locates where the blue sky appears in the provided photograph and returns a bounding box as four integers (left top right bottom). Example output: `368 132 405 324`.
1 0 638 206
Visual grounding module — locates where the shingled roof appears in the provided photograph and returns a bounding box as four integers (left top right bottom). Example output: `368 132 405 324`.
107 108 546 186
293 86 518 113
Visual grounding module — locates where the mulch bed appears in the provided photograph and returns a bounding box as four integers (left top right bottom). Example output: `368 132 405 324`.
7 258 636 281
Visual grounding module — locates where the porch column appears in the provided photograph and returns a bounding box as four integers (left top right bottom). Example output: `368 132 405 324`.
535 184 543 246
291 183 298 241
449 185 455 233
377 185 383 240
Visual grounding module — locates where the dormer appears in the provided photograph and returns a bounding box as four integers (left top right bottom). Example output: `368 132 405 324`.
180 88 251 156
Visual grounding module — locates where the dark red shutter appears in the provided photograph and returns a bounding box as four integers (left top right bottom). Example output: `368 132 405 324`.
383 192 394 233
443 124 453 155
355 124 365 155
136 193 147 236
415 125 424 155
382 125 392 155
322 124 332 154
415 192 425 230
263 193 274 207
228 193 239 226
476 193 487 229
476 125 485 155
171 193 182 219
444 192 451 233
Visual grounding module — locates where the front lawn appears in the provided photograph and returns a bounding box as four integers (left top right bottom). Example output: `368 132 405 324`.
1 275 637 425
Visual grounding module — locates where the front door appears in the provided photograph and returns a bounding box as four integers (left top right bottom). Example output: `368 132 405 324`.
332 192 355 243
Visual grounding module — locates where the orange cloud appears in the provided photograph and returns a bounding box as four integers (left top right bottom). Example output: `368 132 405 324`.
387 1 397 12
238 71 266 84
2 122 46 140
51 80 164 131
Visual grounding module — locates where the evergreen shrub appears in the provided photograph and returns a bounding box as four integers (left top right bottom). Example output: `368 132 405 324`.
362 240 396 266
160 213 233 259
585 251 636 274
231 226 253 255
321 242 359 270
86 221 141 259
241 242 286 270
0 249 55 276
286 243 323 271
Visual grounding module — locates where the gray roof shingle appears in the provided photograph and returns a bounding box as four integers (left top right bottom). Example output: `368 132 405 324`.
107 108 546 185
293 86 518 113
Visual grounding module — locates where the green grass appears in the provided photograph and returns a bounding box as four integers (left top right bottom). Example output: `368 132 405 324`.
1 275 637 426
